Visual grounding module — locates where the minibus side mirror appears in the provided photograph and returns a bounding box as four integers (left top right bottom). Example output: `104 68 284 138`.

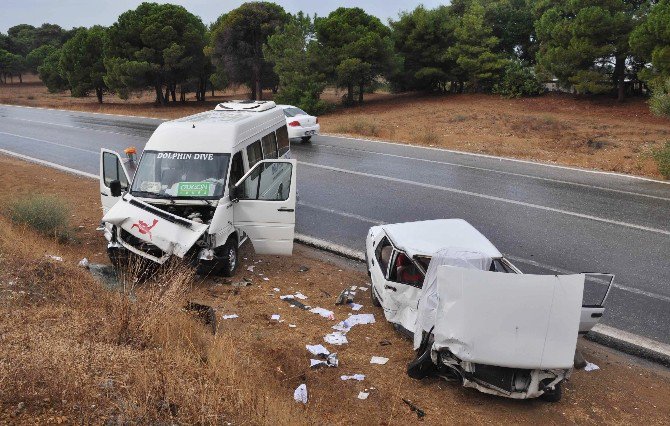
110 180 122 197
231 185 243 202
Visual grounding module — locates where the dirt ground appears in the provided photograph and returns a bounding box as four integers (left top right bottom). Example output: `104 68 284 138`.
2 76 667 178
1 154 669 424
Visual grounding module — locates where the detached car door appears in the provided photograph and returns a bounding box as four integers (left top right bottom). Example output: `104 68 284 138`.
232 159 297 255
100 149 130 213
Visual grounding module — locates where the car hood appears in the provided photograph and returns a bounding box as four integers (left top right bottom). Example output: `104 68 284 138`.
102 194 208 259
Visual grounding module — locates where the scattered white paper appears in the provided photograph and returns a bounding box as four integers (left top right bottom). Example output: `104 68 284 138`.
370 356 389 365
294 292 308 300
350 286 357 291
357 391 369 400
46 255 63 262
221 314 239 320
311 359 327 368
310 307 335 320
306 344 330 356
341 374 365 381
333 313 375 332
349 303 363 311
263 277 270 281
271 314 280 321
359 287 368 291
584 362 600 371
324 332 348 345
294 384 308 404
273 288 280 292
78 258 89 268
247 265 255 272
280 295 294 300
289 324 297 328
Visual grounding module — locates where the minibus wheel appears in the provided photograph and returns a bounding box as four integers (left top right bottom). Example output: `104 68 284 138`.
219 237 238 277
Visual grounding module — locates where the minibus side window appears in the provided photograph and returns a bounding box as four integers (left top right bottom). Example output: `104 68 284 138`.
247 140 263 168
276 125 290 157
261 132 278 159
229 151 244 190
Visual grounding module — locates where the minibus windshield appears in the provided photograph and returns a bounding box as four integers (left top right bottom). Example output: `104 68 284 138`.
130 151 230 200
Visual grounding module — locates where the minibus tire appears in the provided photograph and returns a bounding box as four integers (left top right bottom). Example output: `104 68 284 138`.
219 238 238 277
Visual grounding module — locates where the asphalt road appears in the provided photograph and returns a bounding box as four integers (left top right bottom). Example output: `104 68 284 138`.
1 104 669 344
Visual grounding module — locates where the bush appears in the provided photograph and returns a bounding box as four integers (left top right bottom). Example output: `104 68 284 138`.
494 61 544 98
654 142 670 179
8 194 72 240
649 77 670 118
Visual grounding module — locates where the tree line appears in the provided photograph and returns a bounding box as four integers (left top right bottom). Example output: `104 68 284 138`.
0 1 669 116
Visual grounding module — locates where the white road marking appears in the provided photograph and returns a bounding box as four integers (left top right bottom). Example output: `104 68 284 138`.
306 142 670 202
0 131 98 154
300 161 670 236
0 149 98 179
298 201 385 225
5 116 150 138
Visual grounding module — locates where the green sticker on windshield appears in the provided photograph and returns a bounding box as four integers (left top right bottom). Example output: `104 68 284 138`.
177 182 212 196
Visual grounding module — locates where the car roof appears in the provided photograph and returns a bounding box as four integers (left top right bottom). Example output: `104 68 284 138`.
381 219 502 258
144 108 285 153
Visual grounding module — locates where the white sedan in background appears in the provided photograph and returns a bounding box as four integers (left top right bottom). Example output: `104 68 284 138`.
278 105 320 142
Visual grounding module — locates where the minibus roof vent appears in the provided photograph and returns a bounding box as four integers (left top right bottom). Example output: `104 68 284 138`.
214 100 277 112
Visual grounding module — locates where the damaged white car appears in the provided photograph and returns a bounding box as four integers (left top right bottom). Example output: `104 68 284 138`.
99 101 297 275
366 219 613 401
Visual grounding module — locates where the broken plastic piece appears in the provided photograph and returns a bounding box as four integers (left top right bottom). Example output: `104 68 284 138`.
370 356 389 365
341 374 365 381
402 398 425 419
221 314 238 320
298 266 310 272
584 362 600 372
324 332 348 345
294 384 308 404
336 287 356 305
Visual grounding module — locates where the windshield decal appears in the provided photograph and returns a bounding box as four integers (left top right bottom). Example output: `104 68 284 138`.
177 182 213 197
156 153 215 161
131 219 158 239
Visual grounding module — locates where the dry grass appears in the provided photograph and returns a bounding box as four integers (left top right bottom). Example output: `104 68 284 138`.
1 155 670 424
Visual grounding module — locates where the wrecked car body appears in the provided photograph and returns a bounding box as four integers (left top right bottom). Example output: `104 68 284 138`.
365 219 613 401
99 101 297 275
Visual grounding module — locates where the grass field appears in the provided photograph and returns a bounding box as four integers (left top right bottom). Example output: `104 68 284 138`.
1 75 669 179
1 154 670 424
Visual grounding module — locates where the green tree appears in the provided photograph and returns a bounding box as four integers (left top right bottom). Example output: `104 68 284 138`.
37 48 68 92
447 1 507 92
630 0 670 80
0 49 26 83
26 44 57 73
60 26 108 103
534 0 643 101
316 7 398 104
494 59 544 97
484 0 536 62
264 12 328 113
210 2 287 100
390 5 457 92
104 2 208 105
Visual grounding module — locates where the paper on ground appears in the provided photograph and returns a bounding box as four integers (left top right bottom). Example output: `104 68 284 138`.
221 314 239 320
310 307 335 320
349 303 363 311
247 265 255 272
306 344 330 356
359 287 368 291
341 374 365 381
271 314 280 321
46 255 63 261
584 362 600 371
294 292 308 300
324 331 348 345
294 384 308 404
333 313 375 332
370 356 389 365
289 324 297 328
357 391 369 400
310 359 327 368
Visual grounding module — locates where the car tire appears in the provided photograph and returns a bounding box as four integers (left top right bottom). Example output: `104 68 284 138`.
542 383 562 403
218 237 239 277
371 285 382 307
301 136 312 143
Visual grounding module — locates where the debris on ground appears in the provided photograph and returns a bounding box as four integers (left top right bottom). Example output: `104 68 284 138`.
294 384 308 404
336 287 356 305
333 313 375 332
78 258 90 268
310 307 335 320
574 350 587 369
324 331 348 345
289 324 297 328
306 344 330 356
310 353 339 368
271 314 280 321
273 288 280 292
86 263 121 290
358 286 368 291
341 374 365 381
584 362 600 372
402 398 425 419
247 265 255 272
358 391 370 400
298 266 310 273
281 297 310 310
221 314 238 320
281 292 308 300
370 356 389 365
46 255 63 261
232 279 252 287
349 303 363 311
380 340 392 346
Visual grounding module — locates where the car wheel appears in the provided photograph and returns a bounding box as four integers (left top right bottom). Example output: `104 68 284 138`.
301 136 312 143
218 237 238 277
542 383 562 403
371 285 382 307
